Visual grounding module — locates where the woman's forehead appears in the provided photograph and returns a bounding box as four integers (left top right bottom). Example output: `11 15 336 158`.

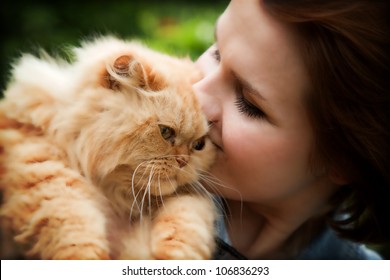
218 0 310 111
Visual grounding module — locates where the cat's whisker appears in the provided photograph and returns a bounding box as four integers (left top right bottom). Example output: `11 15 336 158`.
140 163 158 221
138 186 147 222
188 180 230 222
130 161 149 217
129 161 152 221
170 162 241 221
163 161 234 222
156 172 167 212
139 173 151 222
169 174 182 200
148 177 152 220
200 170 243 197
189 181 212 201
148 163 164 219
164 161 219 197
129 179 148 222
155 172 161 210
198 171 244 227
166 160 229 192
194 180 229 217
160 158 241 206
135 163 151 221
132 161 152 189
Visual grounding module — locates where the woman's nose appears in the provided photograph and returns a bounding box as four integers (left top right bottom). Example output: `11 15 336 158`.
193 75 222 124
193 48 224 123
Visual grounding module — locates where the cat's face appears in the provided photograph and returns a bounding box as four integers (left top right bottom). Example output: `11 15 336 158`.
55 38 215 198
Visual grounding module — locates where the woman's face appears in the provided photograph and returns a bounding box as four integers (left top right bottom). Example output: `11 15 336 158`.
194 0 323 203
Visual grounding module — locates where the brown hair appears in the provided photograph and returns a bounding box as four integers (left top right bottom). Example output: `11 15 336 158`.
264 0 390 244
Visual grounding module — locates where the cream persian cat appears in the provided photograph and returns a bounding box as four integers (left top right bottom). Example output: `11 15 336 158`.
0 36 216 259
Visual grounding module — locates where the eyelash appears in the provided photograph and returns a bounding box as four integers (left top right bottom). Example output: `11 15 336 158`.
211 48 266 120
212 48 221 62
235 88 266 119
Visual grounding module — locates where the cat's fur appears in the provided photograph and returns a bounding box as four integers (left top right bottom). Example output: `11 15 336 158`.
0 36 216 259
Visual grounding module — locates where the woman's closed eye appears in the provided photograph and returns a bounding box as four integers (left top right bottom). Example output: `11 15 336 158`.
210 46 266 120
235 87 267 120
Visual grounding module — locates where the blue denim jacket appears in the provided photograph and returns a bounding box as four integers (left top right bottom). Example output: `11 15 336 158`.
214 211 382 260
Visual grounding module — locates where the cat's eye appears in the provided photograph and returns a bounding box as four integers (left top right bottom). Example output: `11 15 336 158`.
192 136 206 151
159 125 175 145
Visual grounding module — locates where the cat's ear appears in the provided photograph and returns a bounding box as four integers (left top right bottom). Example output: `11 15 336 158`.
102 55 166 91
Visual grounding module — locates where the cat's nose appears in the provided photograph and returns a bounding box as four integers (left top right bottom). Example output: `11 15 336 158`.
176 157 188 168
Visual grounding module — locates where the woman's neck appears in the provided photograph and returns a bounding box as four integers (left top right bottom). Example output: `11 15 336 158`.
225 178 339 259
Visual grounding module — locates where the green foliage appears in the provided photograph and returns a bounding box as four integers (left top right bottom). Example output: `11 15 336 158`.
0 0 226 91
137 6 217 58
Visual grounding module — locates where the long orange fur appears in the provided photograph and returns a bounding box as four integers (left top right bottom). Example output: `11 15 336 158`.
0 36 216 259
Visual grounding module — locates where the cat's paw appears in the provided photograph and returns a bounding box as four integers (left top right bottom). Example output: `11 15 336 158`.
50 244 110 260
151 221 213 260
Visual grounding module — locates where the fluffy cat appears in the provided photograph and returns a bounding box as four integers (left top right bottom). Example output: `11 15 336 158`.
0 36 216 259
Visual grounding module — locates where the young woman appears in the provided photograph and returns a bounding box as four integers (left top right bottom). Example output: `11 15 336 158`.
194 0 390 259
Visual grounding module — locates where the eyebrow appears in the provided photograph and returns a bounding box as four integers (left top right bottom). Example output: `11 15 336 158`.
233 71 267 101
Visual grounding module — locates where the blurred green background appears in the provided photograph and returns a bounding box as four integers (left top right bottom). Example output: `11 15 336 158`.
0 0 226 91
1 0 389 259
